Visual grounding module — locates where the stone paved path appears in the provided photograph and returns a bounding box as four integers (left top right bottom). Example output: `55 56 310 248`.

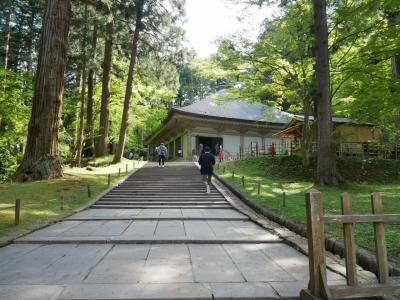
0 162 344 299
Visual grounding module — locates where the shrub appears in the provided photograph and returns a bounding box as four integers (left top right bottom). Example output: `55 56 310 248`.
0 143 20 182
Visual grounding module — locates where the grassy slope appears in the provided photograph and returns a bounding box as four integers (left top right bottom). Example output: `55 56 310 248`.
216 156 400 263
0 158 139 243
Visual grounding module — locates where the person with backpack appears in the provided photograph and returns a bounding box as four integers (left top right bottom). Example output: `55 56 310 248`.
156 142 168 167
198 146 215 194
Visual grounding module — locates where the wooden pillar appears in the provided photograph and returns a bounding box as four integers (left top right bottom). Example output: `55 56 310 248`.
305 189 326 298
371 192 389 284
341 193 358 286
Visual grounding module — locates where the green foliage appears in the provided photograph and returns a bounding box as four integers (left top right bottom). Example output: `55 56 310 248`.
217 156 400 262
0 67 31 139
0 142 19 182
215 0 400 143
0 67 31 180
0 163 131 241
231 155 400 183
175 55 228 107
0 0 44 72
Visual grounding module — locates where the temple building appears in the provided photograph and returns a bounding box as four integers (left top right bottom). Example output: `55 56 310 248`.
144 92 377 160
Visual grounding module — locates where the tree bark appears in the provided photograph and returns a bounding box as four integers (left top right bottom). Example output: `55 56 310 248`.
96 21 113 157
15 0 72 181
26 6 36 72
73 4 89 167
4 11 11 70
301 97 313 167
388 12 400 79
71 71 82 161
85 17 98 157
313 0 338 185
113 0 145 163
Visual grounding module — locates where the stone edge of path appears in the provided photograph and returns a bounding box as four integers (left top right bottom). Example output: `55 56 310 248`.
0 161 147 249
205 165 390 284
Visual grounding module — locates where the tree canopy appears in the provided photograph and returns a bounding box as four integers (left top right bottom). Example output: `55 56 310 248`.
0 0 399 184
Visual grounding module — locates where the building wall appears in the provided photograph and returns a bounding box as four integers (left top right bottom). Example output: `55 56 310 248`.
334 124 377 143
244 136 262 151
222 134 241 154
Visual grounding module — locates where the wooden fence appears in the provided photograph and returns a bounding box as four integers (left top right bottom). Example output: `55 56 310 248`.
300 190 400 300
291 141 400 160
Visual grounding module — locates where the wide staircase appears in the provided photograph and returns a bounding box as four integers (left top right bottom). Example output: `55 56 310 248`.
0 162 345 299
93 163 231 210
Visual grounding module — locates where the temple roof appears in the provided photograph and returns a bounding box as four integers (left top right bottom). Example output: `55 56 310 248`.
173 92 293 125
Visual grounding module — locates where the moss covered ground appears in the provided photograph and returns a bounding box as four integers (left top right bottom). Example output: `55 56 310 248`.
215 156 400 264
0 158 139 243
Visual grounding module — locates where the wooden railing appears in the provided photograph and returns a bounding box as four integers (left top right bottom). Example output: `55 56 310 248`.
300 190 400 300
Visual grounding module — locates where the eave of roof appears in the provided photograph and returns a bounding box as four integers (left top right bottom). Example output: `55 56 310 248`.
171 108 288 126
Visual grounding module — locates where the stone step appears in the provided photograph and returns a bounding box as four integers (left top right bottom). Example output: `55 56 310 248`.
91 205 233 209
95 201 228 206
121 184 207 186
41 282 285 300
15 236 282 244
103 195 224 199
108 192 221 197
109 189 218 193
66 216 250 221
121 179 206 181
111 189 217 192
100 198 225 202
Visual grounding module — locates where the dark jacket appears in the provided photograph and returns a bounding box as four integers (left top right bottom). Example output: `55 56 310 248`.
198 152 215 175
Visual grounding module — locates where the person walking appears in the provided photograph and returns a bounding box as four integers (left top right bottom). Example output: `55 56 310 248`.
198 146 215 194
218 147 225 162
157 142 168 167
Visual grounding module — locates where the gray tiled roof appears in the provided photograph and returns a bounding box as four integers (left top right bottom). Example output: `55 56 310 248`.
173 92 294 124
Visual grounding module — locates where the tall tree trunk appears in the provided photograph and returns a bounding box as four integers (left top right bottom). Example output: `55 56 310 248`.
26 7 36 72
73 4 89 167
71 71 82 161
388 12 400 79
15 0 72 181
96 21 113 157
301 97 313 167
85 17 98 157
113 0 145 163
4 11 11 70
2 10 11 91
313 0 337 185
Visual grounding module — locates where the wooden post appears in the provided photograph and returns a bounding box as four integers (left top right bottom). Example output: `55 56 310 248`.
87 184 91 198
118 168 121 176
282 192 286 207
257 182 261 196
108 174 111 186
15 199 20 226
60 196 64 210
126 164 128 174
341 192 357 286
305 189 326 298
371 192 389 284
223 166 226 173
232 170 234 179
242 176 245 187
